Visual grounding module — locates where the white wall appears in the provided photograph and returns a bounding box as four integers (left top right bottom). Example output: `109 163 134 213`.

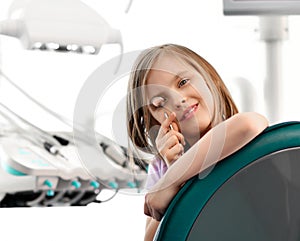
0 0 300 240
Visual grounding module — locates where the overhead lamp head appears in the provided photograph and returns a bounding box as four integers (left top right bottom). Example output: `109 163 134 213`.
0 0 122 54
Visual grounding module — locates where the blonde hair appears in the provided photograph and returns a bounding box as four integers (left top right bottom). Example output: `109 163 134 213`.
127 44 238 156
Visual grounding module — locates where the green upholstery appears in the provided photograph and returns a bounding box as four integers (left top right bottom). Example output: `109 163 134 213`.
154 121 300 241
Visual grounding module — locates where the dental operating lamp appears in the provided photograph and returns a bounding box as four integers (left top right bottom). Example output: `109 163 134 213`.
223 0 300 123
0 0 122 54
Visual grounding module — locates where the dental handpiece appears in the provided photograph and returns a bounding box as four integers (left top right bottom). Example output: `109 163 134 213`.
164 112 174 130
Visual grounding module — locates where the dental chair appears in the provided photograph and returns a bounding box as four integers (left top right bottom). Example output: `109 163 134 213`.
154 121 300 241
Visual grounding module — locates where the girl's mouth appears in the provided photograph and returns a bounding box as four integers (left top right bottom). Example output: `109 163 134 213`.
180 103 199 121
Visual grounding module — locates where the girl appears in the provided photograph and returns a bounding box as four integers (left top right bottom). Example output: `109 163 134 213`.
126 44 268 241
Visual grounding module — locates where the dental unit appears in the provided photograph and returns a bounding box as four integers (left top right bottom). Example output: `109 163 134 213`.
0 85 147 207
0 0 146 207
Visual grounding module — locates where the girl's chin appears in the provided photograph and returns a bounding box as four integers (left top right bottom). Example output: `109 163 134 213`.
181 125 209 139
180 119 200 130
181 130 201 140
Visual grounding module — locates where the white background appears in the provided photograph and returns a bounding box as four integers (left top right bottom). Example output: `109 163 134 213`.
0 0 300 240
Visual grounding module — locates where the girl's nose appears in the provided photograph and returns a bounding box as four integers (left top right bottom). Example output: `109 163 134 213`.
174 97 187 109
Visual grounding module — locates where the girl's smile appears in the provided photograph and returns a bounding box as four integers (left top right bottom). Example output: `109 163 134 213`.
179 102 199 122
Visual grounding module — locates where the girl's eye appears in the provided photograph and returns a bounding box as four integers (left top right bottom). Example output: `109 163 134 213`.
178 78 189 88
150 96 166 108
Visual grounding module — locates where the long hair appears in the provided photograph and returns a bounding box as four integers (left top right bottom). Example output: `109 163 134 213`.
126 44 238 159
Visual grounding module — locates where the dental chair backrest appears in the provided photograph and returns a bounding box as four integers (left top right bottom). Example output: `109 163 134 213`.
154 121 300 241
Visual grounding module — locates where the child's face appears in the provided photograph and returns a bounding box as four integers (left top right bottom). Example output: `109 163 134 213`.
145 55 214 145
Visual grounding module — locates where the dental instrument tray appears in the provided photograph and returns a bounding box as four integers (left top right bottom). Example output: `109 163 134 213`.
0 131 147 207
0 101 147 207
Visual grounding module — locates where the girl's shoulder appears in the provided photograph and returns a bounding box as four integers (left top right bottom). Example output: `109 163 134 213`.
227 112 269 131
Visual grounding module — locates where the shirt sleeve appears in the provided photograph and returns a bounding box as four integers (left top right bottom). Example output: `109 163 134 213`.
145 157 168 190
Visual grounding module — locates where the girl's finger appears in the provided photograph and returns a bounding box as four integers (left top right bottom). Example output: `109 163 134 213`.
164 143 184 165
158 134 179 154
158 129 185 147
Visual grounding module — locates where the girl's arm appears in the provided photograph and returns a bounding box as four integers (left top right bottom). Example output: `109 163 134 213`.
144 112 268 221
144 217 160 241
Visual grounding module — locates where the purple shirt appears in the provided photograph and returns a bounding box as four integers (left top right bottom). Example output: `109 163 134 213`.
145 156 168 190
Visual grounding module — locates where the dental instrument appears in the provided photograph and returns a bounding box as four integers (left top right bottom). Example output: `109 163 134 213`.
164 112 174 130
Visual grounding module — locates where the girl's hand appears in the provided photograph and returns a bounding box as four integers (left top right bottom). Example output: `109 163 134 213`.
155 112 185 166
144 182 181 221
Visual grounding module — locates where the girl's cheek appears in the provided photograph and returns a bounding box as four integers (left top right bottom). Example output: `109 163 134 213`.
191 81 214 117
